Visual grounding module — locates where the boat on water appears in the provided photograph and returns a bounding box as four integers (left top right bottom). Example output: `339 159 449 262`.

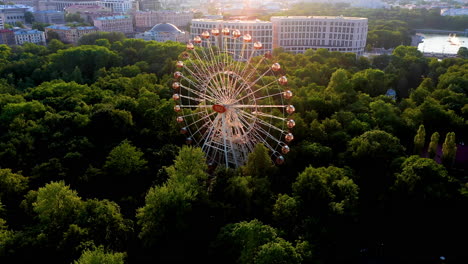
448 33 461 46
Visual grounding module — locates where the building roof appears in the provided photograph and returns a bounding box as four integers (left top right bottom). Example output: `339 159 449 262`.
149 23 182 33
46 25 97 30
270 16 368 21
34 10 64 14
95 15 130 20
14 29 44 35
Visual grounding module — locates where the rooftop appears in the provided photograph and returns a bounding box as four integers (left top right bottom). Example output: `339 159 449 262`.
95 15 130 20
46 25 97 30
149 23 183 33
192 19 272 24
14 29 44 34
34 10 64 14
270 16 368 21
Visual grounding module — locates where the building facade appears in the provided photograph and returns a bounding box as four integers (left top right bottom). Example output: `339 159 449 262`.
100 0 132 13
136 22 188 42
270 16 368 55
133 10 193 32
45 25 98 44
93 15 133 34
37 0 102 12
64 5 113 23
0 5 30 26
33 10 66 24
14 29 46 45
0 29 16 45
191 19 273 59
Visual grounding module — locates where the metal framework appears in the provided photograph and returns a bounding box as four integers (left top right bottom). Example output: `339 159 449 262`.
172 28 295 168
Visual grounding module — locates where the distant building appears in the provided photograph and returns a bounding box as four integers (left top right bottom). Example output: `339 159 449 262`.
37 0 102 12
45 25 98 44
138 0 161 11
440 8 468 16
14 29 46 45
64 5 113 23
0 5 30 26
93 15 133 34
136 22 188 42
0 29 16 45
33 10 66 24
0 17 4 29
100 0 132 13
191 19 273 59
133 10 193 32
270 16 368 55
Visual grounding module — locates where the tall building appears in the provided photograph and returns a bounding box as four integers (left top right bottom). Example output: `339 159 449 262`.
133 10 193 32
33 10 66 24
138 0 161 11
64 5 113 23
45 25 98 44
136 22 188 42
0 5 30 26
270 16 368 55
37 0 102 11
100 0 132 13
191 19 273 59
14 29 46 45
93 15 133 34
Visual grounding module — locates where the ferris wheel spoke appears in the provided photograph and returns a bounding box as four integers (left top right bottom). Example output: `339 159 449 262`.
237 109 286 134
232 79 278 104
180 85 218 103
230 104 286 109
183 111 216 127
249 128 279 154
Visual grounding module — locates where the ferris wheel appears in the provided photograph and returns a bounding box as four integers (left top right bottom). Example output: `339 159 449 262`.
172 28 295 168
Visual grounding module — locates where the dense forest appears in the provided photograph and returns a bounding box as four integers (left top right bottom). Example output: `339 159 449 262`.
0 32 467 263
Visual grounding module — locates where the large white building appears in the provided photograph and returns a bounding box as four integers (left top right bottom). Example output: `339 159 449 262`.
191 19 273 59
14 29 46 45
191 16 368 56
270 16 368 55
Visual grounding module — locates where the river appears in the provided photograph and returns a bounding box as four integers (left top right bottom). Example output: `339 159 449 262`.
417 34 468 54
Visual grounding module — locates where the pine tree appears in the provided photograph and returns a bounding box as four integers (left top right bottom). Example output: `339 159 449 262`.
442 132 457 167
413 124 425 155
428 132 440 159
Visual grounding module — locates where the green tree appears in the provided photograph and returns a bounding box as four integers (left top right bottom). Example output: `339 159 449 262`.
104 140 147 177
0 168 28 198
413 124 426 155
254 239 302 264
441 132 457 167
347 130 405 168
243 143 276 178
394 155 453 199
31 181 83 228
428 132 440 159
457 47 468 59
136 146 207 246
293 166 358 215
73 246 126 264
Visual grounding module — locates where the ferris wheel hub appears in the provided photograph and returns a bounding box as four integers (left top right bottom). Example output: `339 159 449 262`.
212 104 227 113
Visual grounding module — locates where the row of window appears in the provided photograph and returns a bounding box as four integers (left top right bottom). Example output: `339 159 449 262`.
277 20 364 27
5 15 24 20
